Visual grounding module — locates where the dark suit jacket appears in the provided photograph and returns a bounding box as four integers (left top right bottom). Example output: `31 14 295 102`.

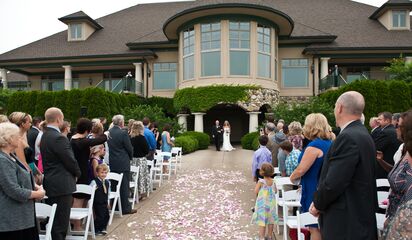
313 120 378 240
370 127 381 141
211 125 222 139
27 127 40 151
374 125 401 178
108 126 133 172
40 127 81 197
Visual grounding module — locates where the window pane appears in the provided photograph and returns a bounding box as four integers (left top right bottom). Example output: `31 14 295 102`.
202 51 221 76
258 53 271 78
211 31 220 41
282 59 309 87
400 12 406 27
240 22 250 30
240 40 250 49
230 51 250 75
240 31 250 40
229 31 239 40
212 23 220 30
153 69 176 90
211 40 220 49
201 24 210 32
230 40 239 48
202 32 211 42
201 42 209 50
183 55 194 80
229 22 238 30
393 12 400 27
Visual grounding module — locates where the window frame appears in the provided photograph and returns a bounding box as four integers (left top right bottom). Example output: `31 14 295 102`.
229 21 251 76
200 22 221 77
281 58 310 88
182 27 195 80
392 10 408 28
70 23 83 40
257 24 271 79
152 62 177 91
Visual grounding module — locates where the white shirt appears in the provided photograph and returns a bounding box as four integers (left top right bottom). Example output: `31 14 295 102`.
393 143 404 164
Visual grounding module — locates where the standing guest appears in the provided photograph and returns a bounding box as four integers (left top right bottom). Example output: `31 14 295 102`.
41 107 81 240
311 91 378 240
279 141 301 177
276 121 284 133
375 112 402 178
99 117 108 131
150 122 161 150
60 120 71 138
264 122 278 167
108 115 136 214
0 122 45 240
288 121 304 151
8 112 33 170
211 120 222 151
251 135 272 182
142 117 156 160
274 132 287 176
130 121 150 196
392 113 401 127
127 119 135 134
70 118 107 230
289 113 333 239
385 110 412 223
90 164 110 236
27 116 41 163
161 124 174 173
89 144 105 179
0 114 9 123
370 117 381 140
34 121 47 173
383 199 412 240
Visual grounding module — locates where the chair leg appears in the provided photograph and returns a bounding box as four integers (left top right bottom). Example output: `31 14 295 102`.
109 198 117 225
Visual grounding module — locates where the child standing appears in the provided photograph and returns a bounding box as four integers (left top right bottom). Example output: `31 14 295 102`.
252 162 278 240
89 144 105 181
90 164 110 235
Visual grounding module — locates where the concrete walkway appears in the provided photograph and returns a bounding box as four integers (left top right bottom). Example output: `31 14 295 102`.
102 146 283 240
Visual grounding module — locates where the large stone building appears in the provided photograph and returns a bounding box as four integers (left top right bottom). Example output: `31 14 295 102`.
1 0 412 139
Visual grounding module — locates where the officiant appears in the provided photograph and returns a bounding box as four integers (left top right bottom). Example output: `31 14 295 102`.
211 120 222 151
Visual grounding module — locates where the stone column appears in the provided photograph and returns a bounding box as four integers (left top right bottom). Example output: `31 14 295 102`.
133 63 143 95
0 68 7 89
247 112 261 133
177 114 189 132
405 56 412 65
62 65 72 90
320 57 330 79
193 113 206 132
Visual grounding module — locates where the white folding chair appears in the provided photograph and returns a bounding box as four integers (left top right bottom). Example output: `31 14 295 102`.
36 203 57 240
170 148 180 174
274 167 281 176
280 189 301 240
274 177 294 234
155 149 161 156
172 147 183 169
376 213 386 237
107 172 124 225
376 178 390 209
130 165 140 209
146 159 154 196
67 184 96 240
376 178 390 188
160 152 172 180
286 211 318 240
152 154 164 187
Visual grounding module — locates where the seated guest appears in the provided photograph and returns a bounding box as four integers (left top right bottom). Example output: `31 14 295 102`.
279 141 301 177
0 122 45 239
251 135 272 182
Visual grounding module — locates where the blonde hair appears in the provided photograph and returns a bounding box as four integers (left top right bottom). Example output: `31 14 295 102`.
90 144 104 156
130 121 145 138
0 122 20 148
303 113 332 140
91 122 104 135
8 112 31 127
288 121 303 136
0 114 9 123
96 163 109 173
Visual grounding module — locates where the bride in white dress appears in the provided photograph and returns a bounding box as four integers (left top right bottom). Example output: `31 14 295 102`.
222 120 235 151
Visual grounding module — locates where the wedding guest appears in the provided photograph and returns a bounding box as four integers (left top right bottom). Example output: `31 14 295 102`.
392 113 401 127
0 114 9 123
89 144 105 179
288 121 304 150
274 132 287 176
90 164 110 236
60 120 71 138
383 199 412 240
370 117 381 140
279 141 300 177
150 122 161 150
289 113 332 240
130 121 150 196
41 107 81 240
0 122 45 240
251 135 272 182
27 116 41 163
264 122 278 167
8 112 32 170
142 117 156 160
161 124 174 172
211 120 222 151
311 91 377 240
127 119 135 134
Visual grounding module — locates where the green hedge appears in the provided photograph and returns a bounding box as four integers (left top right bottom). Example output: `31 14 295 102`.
145 96 176 116
174 85 258 112
179 131 210 150
174 136 199 154
0 89 14 114
241 132 259 150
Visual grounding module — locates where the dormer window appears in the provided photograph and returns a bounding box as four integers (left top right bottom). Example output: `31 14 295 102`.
70 23 83 40
392 10 407 28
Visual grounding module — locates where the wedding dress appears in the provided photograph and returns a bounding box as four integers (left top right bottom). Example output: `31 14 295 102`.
221 127 235 151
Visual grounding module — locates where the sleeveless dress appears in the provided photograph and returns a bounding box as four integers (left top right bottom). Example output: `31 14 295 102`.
252 179 278 226
161 132 172 160
299 138 332 215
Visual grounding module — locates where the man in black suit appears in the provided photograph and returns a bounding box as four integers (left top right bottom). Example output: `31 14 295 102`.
108 114 136 214
27 116 41 163
374 112 402 178
211 120 222 151
311 91 377 240
41 107 81 240
369 116 381 141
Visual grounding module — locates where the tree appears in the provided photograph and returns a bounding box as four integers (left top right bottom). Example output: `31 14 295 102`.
384 58 412 83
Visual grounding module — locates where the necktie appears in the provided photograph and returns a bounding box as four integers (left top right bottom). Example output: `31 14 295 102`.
102 180 107 194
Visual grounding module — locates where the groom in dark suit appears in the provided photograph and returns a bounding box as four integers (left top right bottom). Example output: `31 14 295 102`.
211 120 222 151
311 91 377 240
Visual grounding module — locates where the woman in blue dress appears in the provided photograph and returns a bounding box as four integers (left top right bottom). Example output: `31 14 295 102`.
161 124 174 173
290 113 333 240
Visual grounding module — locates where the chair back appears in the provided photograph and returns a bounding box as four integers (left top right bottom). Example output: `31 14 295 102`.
155 149 162 155
130 165 139 173
296 211 318 240
377 191 389 203
107 172 123 183
376 179 390 188
275 177 293 188
36 203 57 240
283 190 300 201
146 159 154 168
160 152 172 158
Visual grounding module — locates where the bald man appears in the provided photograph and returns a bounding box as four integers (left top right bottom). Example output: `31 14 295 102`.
311 91 378 240
41 107 81 240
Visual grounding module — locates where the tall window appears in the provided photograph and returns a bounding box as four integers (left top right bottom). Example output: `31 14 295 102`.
393 10 407 28
153 63 177 90
281 59 309 88
183 27 195 80
257 25 271 78
229 21 250 75
70 23 82 40
201 23 221 76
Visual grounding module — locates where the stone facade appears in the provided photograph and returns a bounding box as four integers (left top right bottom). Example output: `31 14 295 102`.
279 96 311 105
237 88 280 112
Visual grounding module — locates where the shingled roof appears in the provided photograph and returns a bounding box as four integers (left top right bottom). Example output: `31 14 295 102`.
1 0 412 63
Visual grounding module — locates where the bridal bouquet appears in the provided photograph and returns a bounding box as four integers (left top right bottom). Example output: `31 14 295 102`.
225 128 230 136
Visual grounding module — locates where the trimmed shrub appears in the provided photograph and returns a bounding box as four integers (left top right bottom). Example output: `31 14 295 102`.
65 89 82 123
251 135 260 150
146 96 176 116
0 89 15 114
180 131 210 150
35 91 55 117
374 80 391 114
388 80 411 113
241 131 259 150
174 85 258 112
174 136 199 154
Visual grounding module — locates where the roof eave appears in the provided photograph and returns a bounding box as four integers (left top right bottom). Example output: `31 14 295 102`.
126 40 178 50
58 16 104 30
279 35 337 44
303 46 412 54
370 3 412 20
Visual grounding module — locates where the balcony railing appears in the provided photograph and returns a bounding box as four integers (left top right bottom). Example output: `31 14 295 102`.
319 74 348 92
95 78 143 95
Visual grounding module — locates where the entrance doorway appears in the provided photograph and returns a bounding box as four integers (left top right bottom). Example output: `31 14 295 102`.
204 104 248 143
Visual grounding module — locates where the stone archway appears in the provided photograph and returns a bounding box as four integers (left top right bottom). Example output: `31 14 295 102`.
204 104 249 143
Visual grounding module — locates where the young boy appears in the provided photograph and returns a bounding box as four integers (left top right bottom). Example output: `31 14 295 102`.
279 141 301 177
90 164 110 235
251 135 272 182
